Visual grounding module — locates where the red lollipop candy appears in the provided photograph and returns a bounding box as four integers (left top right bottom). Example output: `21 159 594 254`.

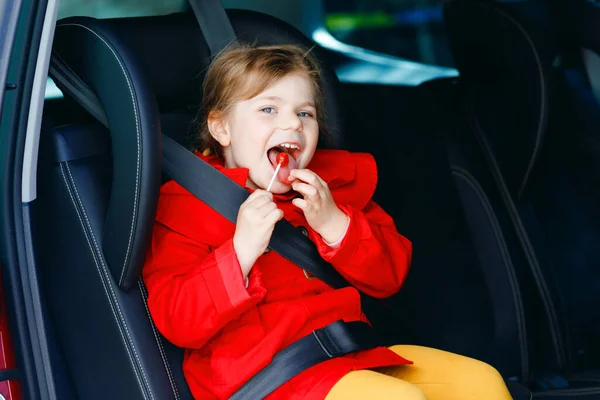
276 152 289 167
267 152 290 192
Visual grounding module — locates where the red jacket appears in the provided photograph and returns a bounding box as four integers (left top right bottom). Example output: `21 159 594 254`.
143 149 413 399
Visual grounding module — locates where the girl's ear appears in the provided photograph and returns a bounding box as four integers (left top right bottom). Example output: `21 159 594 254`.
207 110 231 147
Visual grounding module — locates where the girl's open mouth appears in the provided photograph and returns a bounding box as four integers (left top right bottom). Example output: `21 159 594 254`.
267 143 300 183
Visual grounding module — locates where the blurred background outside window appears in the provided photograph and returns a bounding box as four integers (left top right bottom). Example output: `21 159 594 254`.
324 0 454 67
57 0 187 19
50 0 456 93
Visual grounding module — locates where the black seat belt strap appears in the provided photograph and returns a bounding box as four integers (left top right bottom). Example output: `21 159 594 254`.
187 0 238 54
230 320 379 400
48 54 107 126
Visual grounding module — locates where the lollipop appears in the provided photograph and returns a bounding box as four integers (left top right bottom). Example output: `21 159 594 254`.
266 152 289 191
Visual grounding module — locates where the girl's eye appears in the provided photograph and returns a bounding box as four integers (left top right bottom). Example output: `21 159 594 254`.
261 107 276 114
298 111 313 117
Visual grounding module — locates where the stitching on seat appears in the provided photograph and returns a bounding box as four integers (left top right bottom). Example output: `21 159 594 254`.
491 6 546 199
451 166 529 379
60 164 147 398
469 105 565 368
475 2 547 199
138 280 180 400
62 163 152 400
57 23 141 287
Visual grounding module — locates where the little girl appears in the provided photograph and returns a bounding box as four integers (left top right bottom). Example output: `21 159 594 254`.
143 44 513 400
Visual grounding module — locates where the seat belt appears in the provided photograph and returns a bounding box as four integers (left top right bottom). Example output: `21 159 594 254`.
49 50 388 399
186 0 238 54
230 321 378 400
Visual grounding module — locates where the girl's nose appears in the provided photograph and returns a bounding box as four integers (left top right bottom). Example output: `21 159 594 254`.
278 111 302 132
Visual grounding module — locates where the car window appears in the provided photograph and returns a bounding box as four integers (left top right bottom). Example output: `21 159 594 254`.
324 0 454 67
58 0 188 19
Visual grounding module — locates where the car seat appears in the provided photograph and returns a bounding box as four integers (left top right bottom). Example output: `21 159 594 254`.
38 5 536 399
445 0 600 396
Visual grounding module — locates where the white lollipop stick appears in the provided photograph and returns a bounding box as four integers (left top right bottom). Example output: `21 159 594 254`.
266 162 282 192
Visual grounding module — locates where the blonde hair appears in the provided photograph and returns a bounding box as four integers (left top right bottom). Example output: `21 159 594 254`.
196 43 330 156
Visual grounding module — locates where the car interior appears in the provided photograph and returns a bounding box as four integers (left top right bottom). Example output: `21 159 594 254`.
10 0 599 398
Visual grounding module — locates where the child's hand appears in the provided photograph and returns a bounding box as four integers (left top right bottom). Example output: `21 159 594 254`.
233 190 284 278
289 169 349 244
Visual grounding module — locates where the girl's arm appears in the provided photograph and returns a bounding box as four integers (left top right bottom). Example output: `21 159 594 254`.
142 222 266 349
309 200 412 299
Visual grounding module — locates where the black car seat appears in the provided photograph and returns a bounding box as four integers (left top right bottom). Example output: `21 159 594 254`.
39 6 533 399
445 0 600 395
37 9 345 400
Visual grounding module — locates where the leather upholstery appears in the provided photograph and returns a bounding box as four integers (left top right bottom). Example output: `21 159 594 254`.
53 18 162 292
38 123 192 399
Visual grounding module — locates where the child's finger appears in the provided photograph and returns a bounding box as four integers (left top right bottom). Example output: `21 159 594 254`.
248 189 273 200
289 169 322 187
315 174 328 188
243 190 272 207
245 193 273 210
256 201 278 218
292 198 308 211
265 208 284 224
292 182 319 199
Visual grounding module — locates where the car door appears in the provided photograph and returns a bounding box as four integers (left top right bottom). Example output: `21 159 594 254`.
0 0 64 399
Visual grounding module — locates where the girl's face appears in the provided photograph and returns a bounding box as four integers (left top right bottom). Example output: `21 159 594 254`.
209 73 319 193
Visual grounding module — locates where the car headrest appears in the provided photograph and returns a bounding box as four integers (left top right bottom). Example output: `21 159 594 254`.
444 0 558 199
52 10 344 290
68 10 345 149
52 16 163 292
